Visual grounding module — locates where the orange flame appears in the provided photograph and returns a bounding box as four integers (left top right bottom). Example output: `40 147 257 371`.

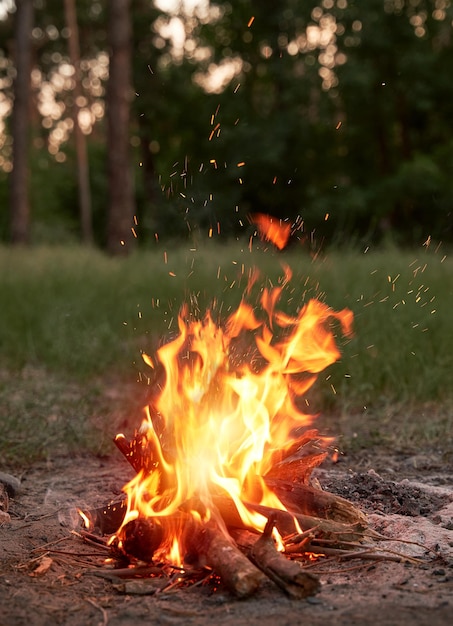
116 268 353 564
251 213 292 250
78 508 91 530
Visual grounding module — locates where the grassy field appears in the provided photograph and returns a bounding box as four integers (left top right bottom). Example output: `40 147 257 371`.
0 241 452 467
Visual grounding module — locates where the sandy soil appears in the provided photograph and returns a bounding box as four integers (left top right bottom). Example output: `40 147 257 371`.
1 453 452 626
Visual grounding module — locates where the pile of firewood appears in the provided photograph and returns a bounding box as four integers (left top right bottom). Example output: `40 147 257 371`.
81 426 373 599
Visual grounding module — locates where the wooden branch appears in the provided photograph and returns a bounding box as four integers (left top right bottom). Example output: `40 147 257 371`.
262 476 368 527
92 505 263 597
86 565 163 580
248 517 320 599
211 493 367 542
303 542 419 564
186 523 264 598
77 530 110 550
254 502 368 542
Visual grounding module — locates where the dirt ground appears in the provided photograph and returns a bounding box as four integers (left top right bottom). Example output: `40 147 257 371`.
1 451 452 626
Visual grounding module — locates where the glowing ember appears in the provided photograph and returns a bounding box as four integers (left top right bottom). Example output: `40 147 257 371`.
113 268 353 565
251 213 292 250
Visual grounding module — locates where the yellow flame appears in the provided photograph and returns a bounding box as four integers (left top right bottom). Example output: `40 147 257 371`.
117 268 353 564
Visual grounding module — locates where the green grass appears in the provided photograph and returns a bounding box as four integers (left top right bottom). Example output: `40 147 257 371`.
0 241 452 466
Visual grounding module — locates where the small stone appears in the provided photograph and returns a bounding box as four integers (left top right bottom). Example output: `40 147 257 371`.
0 472 21 497
433 569 446 576
306 596 322 605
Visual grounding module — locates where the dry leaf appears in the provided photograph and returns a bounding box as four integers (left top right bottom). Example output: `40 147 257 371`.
31 556 53 576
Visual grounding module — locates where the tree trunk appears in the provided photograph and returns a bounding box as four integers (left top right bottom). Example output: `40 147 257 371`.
106 0 135 255
63 0 93 245
10 0 34 245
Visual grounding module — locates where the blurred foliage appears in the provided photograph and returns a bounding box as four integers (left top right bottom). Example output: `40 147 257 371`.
1 0 453 247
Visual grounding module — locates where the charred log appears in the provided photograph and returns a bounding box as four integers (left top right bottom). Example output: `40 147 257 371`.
87 498 127 535
117 517 165 563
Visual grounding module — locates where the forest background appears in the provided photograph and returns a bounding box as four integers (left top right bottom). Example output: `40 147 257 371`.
1 0 453 252
0 0 453 466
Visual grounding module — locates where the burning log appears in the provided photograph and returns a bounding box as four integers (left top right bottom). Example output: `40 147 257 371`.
114 432 162 476
119 518 164 563
104 511 265 598
113 433 143 474
265 428 328 483
247 501 367 543
186 522 265 598
265 453 328 484
87 481 367 545
87 498 128 535
262 476 368 527
113 428 367 531
207 491 367 543
248 518 320 599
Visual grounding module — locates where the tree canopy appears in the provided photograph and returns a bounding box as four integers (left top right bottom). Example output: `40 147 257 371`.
1 0 452 249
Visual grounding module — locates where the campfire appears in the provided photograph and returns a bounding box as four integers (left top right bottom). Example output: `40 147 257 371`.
81 265 371 599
